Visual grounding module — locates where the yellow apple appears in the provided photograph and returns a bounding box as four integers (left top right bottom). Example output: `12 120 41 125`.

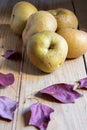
48 8 78 31
10 1 38 35
58 28 87 58
22 11 57 46
27 31 68 73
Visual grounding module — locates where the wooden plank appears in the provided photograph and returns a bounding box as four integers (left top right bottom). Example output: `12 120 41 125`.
15 1 87 130
37 0 72 10
73 0 87 71
0 0 23 130
72 0 87 30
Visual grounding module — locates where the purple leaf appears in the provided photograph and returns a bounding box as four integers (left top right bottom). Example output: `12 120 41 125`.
2 50 21 60
29 103 54 130
0 96 18 120
40 83 82 103
78 77 87 89
0 72 14 87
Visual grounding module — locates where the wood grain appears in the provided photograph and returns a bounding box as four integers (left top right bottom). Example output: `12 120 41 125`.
0 1 23 130
0 0 87 130
73 0 87 72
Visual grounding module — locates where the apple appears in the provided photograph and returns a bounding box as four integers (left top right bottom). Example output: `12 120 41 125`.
58 28 87 58
48 8 78 31
27 31 68 73
10 1 38 35
22 11 57 46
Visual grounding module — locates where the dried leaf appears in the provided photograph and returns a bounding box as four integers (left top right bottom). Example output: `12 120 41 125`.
0 72 14 87
78 77 87 89
40 83 82 103
2 50 21 60
0 96 18 120
29 103 54 130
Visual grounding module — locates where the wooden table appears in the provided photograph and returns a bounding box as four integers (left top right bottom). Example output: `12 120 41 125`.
0 0 87 130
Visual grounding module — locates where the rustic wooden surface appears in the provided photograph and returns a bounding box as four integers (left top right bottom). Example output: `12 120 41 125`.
0 0 87 130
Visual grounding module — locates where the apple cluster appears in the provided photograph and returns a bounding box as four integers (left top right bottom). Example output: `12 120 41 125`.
10 1 87 73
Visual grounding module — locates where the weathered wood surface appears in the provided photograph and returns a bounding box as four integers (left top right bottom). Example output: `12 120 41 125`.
0 0 87 130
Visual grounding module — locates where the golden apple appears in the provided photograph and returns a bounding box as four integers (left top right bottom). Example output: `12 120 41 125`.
27 31 68 73
48 8 78 31
58 28 87 58
22 11 57 46
10 1 38 35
